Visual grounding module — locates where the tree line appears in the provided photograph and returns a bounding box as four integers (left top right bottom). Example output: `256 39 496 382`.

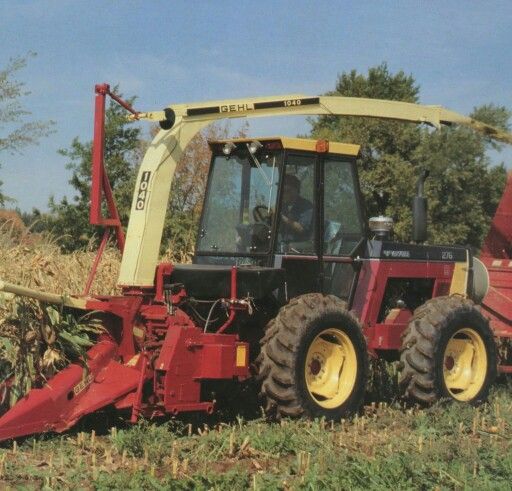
1 57 510 256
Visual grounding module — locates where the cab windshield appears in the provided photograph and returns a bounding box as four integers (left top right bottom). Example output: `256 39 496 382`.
197 151 281 254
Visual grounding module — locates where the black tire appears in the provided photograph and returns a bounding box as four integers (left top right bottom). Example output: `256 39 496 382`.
256 293 368 420
399 295 497 405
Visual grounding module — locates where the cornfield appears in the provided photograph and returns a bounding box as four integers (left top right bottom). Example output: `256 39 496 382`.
0 223 121 406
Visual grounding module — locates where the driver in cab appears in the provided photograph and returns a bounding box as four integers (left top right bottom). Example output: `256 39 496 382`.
280 174 313 242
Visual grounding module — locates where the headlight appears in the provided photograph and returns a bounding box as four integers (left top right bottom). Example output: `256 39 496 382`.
248 140 263 155
222 142 236 156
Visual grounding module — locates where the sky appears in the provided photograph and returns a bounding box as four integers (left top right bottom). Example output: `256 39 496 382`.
1 0 511 211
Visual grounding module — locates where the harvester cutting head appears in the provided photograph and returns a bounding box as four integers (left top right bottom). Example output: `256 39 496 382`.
0 84 511 441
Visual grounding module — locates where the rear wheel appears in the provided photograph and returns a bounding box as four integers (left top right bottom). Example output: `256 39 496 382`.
257 293 368 419
399 295 497 405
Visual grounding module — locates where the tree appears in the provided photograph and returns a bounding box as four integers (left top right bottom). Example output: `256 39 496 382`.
45 88 142 251
0 53 54 205
413 112 508 246
308 63 509 248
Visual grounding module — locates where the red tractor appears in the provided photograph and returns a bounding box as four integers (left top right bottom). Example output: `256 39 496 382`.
0 85 510 439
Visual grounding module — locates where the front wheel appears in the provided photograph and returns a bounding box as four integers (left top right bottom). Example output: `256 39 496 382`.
257 293 368 420
399 295 497 405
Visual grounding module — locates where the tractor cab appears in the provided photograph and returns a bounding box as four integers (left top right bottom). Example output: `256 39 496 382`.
193 137 366 300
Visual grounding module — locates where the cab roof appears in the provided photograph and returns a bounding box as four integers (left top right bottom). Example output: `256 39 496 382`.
209 136 360 157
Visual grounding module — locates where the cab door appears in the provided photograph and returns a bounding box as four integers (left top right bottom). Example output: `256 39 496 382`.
274 152 320 298
321 156 365 302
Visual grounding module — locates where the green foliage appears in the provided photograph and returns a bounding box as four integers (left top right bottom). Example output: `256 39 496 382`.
45 87 141 252
110 419 183 464
311 63 421 160
309 63 509 248
472 103 511 150
0 53 55 205
0 299 104 406
162 209 199 262
413 125 507 245
94 470 176 491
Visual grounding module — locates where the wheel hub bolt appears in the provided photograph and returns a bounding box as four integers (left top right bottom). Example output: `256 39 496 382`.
310 358 322 376
445 355 455 371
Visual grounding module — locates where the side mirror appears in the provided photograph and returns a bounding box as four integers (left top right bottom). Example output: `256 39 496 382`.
412 170 429 243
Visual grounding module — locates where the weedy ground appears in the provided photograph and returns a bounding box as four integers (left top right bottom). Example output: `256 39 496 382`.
0 384 510 490
0 225 511 489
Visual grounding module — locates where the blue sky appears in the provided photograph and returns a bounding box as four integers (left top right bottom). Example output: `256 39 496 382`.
1 0 511 211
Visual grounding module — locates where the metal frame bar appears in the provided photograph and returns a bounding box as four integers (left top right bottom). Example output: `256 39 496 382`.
82 228 110 296
86 83 139 293
91 83 127 251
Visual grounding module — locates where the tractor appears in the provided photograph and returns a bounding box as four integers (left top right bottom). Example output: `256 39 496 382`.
0 85 511 440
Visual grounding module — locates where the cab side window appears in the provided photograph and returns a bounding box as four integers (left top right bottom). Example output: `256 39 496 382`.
323 158 363 256
322 158 363 299
276 154 316 255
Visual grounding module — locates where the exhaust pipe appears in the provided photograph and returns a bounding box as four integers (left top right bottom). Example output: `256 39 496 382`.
413 169 430 243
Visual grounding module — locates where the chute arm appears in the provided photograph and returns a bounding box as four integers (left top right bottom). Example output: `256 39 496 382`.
119 94 512 287
136 95 512 144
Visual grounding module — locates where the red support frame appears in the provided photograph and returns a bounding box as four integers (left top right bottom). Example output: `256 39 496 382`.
86 83 142 292
82 227 110 296
90 83 140 252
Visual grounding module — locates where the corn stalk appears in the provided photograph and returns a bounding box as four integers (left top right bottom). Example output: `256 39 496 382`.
0 296 104 407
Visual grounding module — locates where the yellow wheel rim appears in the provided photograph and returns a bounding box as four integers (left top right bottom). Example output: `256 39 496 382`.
443 328 488 401
305 328 358 409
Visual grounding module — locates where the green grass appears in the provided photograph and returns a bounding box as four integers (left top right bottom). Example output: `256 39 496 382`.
1 382 511 490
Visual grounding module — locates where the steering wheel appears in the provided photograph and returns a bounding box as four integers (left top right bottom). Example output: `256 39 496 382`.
252 205 272 225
